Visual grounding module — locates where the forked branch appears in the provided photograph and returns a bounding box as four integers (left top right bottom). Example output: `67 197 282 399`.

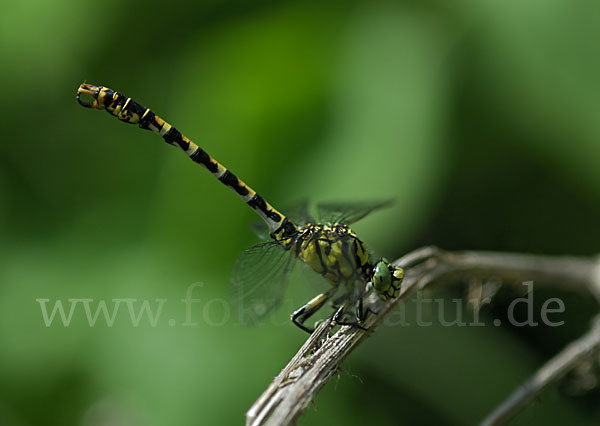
246 247 600 426
480 314 600 426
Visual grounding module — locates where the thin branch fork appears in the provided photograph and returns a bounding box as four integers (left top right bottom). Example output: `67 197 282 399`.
246 247 600 426
480 314 600 426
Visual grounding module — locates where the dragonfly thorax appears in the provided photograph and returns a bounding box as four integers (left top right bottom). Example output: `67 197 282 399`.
289 223 371 287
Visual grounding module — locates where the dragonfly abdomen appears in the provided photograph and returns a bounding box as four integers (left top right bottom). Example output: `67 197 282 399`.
77 84 293 236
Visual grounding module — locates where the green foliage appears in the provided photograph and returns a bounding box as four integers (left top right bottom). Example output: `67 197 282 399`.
1 0 599 425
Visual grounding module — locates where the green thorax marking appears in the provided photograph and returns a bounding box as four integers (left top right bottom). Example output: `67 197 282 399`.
289 223 370 286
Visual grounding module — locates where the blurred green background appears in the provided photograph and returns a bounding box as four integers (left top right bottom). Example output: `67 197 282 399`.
2 0 600 425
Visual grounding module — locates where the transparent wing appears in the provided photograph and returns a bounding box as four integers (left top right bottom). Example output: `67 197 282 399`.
316 200 394 225
230 241 296 325
284 199 316 226
249 221 271 241
249 199 315 239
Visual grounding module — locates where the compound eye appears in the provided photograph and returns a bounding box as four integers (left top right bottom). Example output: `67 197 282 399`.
372 261 391 293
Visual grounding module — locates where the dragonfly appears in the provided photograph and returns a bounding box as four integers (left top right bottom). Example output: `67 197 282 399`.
76 83 404 333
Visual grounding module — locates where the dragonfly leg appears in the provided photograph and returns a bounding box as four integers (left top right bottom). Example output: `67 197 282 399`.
330 293 349 309
357 296 379 322
333 303 368 331
291 288 337 333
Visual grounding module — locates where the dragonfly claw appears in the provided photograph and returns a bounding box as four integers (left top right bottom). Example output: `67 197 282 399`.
77 83 101 108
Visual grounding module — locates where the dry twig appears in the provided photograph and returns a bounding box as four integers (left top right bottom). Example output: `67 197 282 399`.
480 314 600 426
246 247 600 426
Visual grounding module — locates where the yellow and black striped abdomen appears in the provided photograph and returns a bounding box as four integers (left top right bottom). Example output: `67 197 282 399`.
77 84 296 239
291 224 370 286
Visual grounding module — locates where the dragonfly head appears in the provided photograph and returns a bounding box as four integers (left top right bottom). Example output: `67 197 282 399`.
77 83 114 110
371 259 404 300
